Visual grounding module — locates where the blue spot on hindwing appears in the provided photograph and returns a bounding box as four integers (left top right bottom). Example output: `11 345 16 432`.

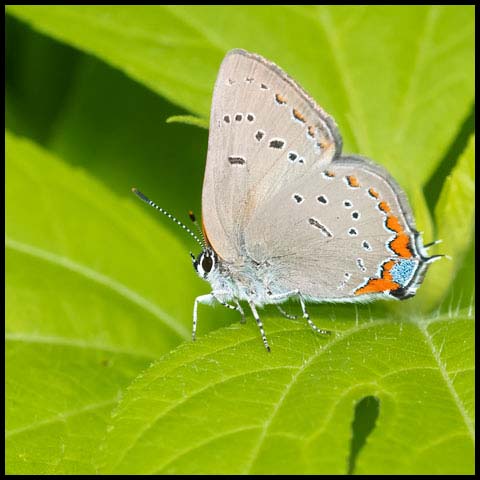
390 259 417 287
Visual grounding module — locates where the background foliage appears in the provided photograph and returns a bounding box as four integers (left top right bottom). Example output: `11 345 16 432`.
5 5 474 474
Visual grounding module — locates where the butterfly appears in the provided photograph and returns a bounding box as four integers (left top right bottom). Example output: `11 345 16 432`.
133 49 441 351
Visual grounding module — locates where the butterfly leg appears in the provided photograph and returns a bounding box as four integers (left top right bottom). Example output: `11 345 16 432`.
248 300 270 352
193 292 244 341
276 305 298 320
235 300 247 324
268 291 301 320
192 294 214 341
211 293 246 323
267 290 331 336
297 294 331 336
212 295 237 311
192 293 215 341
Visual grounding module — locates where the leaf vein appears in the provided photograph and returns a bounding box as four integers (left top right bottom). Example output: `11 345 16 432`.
418 322 474 442
154 425 260 473
6 237 189 339
5 332 155 360
5 398 118 439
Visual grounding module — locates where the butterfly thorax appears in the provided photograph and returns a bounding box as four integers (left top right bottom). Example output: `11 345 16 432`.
194 249 288 306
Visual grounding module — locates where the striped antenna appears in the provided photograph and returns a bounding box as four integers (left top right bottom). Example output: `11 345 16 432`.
132 188 205 249
188 210 207 249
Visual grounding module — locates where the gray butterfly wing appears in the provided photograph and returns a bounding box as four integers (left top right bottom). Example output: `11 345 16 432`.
244 155 427 300
202 49 342 263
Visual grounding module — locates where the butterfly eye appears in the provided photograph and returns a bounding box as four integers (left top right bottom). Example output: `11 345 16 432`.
201 255 213 273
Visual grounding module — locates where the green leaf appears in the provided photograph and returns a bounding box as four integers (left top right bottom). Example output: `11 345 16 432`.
418 135 475 311
99 312 474 474
166 115 209 129
5 14 81 144
43 55 211 237
410 188 434 246
439 238 475 316
7 5 475 186
5 130 199 473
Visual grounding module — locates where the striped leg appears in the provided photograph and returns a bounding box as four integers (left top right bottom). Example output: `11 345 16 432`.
193 292 245 341
212 295 237 311
211 293 245 323
248 300 270 352
268 290 331 336
297 294 331 335
276 305 298 320
235 300 246 324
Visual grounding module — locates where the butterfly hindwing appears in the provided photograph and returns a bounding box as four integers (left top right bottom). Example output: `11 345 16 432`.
244 155 425 300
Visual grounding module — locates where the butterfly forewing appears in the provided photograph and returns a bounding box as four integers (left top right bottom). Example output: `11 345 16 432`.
202 49 341 262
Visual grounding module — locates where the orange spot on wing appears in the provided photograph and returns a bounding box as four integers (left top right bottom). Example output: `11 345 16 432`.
355 260 400 295
275 93 287 104
390 233 413 258
386 214 402 233
324 170 335 177
385 214 413 257
307 125 315 137
292 108 305 122
364 190 414 260
378 201 391 213
347 175 360 188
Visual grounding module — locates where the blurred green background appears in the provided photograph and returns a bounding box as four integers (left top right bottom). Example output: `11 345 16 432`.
5 5 474 475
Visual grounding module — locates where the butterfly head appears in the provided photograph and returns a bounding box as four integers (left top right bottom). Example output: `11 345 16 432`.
191 249 217 279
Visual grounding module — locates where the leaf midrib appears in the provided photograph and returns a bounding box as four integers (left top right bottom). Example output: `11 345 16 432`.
393 6 439 144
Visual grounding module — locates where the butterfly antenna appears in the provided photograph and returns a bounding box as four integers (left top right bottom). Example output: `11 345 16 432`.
188 210 207 249
131 187 204 249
